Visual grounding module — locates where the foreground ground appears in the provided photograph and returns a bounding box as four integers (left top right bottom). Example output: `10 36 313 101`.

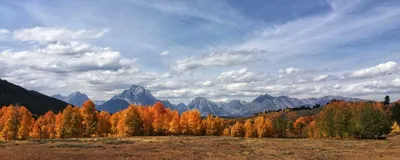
0 136 399 160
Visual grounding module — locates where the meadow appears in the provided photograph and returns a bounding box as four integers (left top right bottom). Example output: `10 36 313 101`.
1 136 400 160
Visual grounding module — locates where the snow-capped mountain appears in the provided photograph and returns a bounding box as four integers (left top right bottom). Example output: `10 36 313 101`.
187 97 231 117
52 91 90 107
228 94 364 117
302 96 363 106
99 85 175 113
218 100 247 116
111 85 157 105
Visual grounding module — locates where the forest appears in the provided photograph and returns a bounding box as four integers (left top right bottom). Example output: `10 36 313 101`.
0 98 400 140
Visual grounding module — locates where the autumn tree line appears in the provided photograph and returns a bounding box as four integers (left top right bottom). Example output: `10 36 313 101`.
0 99 400 140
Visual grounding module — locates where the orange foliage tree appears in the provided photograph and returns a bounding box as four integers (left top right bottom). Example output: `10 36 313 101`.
168 110 181 135
98 111 111 137
117 105 143 136
80 100 98 138
188 110 202 135
60 105 82 138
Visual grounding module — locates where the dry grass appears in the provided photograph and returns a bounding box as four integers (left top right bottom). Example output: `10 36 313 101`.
0 136 399 160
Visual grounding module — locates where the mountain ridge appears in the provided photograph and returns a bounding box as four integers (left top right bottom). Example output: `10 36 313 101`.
52 91 90 107
0 79 69 115
51 85 365 117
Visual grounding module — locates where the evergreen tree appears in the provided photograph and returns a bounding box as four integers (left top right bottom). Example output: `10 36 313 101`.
391 103 400 123
274 118 288 138
384 95 390 106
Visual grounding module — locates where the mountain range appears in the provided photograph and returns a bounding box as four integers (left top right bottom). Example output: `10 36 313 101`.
97 85 176 113
87 85 363 117
52 91 90 107
0 79 364 117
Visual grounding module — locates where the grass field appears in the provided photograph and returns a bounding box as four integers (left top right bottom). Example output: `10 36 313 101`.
1 136 399 160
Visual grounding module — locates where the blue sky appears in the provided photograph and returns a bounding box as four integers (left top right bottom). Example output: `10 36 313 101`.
1 0 400 103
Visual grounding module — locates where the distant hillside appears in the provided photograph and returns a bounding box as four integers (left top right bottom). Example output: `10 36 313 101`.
97 99 130 113
0 79 69 115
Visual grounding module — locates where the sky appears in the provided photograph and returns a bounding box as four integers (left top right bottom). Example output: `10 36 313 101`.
1 0 400 104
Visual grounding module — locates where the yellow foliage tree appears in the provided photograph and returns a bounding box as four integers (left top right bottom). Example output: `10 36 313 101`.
391 121 400 135
61 105 83 138
222 127 230 136
180 111 190 135
230 121 244 137
254 116 265 138
244 119 254 138
188 110 202 135
204 114 217 135
168 110 181 135
80 100 98 137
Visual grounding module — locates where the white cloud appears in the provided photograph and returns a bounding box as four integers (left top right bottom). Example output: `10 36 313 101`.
147 81 188 91
347 61 398 79
235 0 400 62
209 97 230 103
3 1 400 104
313 75 329 82
0 42 136 73
202 80 214 87
171 50 266 72
279 68 300 74
38 41 92 55
0 29 9 39
160 50 169 56
12 27 108 43
313 74 337 82
217 68 268 83
339 78 400 96
223 83 249 91
0 27 144 100
0 29 9 34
